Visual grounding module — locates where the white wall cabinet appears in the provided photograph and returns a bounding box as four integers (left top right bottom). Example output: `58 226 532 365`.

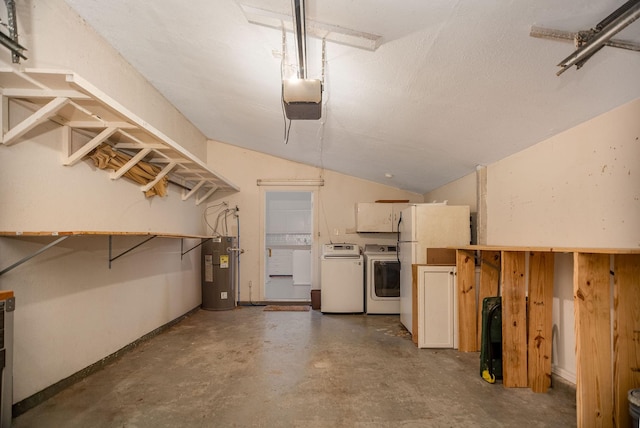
356 202 408 232
417 265 457 349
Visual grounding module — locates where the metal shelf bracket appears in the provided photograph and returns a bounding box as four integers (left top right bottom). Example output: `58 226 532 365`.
0 235 70 276
108 234 158 269
180 237 211 260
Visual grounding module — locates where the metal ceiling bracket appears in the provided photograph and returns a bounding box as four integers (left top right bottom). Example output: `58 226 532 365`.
0 236 70 276
530 26 640 52
240 4 381 51
1 0 27 63
553 0 640 75
292 0 308 79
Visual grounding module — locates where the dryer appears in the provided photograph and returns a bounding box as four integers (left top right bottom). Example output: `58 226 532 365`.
364 244 400 314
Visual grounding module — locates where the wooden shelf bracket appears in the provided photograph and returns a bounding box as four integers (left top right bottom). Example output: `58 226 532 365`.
0 68 239 204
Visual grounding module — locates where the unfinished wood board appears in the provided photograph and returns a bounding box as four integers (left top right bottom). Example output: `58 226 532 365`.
527 251 554 393
574 253 613 427
0 231 211 239
456 250 477 352
613 254 640 428
455 245 640 255
501 251 527 388
477 250 500 347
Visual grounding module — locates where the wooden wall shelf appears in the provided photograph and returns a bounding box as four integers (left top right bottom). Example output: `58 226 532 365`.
0 68 239 204
452 244 640 428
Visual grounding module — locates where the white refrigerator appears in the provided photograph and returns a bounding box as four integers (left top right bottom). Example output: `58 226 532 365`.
398 203 470 332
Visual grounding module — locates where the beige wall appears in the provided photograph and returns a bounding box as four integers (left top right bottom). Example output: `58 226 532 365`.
0 0 207 402
421 97 640 384
12 0 207 159
206 141 423 301
4 0 637 405
0 0 421 403
487 97 640 248
424 172 476 212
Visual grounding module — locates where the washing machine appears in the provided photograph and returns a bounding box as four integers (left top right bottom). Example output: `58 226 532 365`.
364 244 400 314
321 244 363 313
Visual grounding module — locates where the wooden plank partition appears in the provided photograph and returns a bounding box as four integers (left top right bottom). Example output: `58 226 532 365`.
452 245 640 428
527 252 554 393
477 251 500 348
613 254 640 428
574 253 612 427
456 249 477 352
501 251 527 388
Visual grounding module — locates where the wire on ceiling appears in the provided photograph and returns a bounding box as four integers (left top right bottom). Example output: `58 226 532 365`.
280 25 293 144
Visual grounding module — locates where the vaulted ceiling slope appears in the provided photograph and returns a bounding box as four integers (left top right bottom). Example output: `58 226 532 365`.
64 0 640 194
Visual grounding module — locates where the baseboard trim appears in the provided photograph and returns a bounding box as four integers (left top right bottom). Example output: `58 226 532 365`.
551 365 577 385
551 371 576 394
12 306 201 418
238 300 310 306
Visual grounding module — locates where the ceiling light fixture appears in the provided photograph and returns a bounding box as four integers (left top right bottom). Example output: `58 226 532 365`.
256 178 324 186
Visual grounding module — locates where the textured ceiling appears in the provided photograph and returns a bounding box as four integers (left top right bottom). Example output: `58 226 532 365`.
65 0 640 194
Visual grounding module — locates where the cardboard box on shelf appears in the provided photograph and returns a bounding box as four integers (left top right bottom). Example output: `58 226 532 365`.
426 248 457 265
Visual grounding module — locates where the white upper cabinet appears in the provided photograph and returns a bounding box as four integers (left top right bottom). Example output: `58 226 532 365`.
356 202 409 232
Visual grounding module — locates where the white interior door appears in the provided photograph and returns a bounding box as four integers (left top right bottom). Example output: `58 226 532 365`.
264 191 313 301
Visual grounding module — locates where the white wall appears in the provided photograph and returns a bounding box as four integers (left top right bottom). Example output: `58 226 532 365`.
206 140 423 302
0 0 209 402
422 97 640 384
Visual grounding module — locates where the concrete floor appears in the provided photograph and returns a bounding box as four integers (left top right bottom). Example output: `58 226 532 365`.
14 306 576 427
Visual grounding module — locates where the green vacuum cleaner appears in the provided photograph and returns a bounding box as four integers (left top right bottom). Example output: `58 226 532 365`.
480 296 503 383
